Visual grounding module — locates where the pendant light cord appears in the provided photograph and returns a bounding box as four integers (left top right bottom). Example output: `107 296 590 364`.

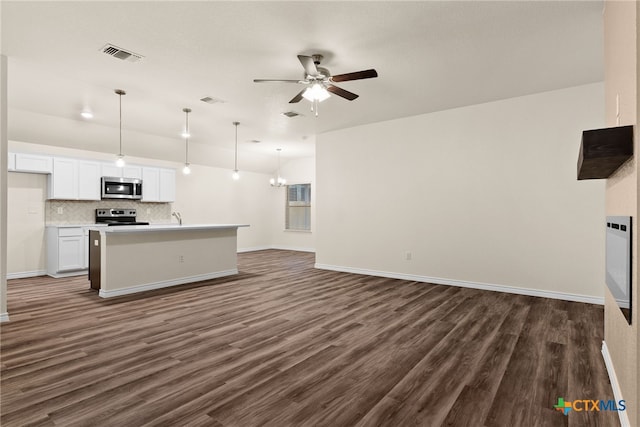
183 108 191 165
234 122 239 171
118 92 122 156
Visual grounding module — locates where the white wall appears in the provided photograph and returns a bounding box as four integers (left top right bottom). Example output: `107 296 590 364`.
270 156 316 252
316 83 606 302
173 165 274 251
7 172 47 277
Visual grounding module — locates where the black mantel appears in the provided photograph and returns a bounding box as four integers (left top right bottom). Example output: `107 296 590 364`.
577 125 634 180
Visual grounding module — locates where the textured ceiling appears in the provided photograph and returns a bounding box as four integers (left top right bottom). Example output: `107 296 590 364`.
1 1 603 173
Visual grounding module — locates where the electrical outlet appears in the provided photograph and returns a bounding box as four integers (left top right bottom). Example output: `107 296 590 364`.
146 208 151 214
405 251 412 261
57 207 64 214
178 255 184 263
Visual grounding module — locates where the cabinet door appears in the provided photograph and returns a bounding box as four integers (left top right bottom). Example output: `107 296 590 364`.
101 163 123 179
50 157 78 200
15 153 53 173
8 153 16 171
159 168 176 202
142 167 160 202
78 161 101 200
58 236 84 271
123 166 142 179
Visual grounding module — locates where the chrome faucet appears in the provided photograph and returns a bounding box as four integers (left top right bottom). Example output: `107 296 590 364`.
172 211 182 225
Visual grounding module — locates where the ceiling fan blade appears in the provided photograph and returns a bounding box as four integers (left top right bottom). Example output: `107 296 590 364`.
327 84 359 101
331 69 378 82
297 55 318 77
289 89 306 103
254 79 304 83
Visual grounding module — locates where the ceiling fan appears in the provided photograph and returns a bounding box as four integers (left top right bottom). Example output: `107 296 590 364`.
254 54 378 115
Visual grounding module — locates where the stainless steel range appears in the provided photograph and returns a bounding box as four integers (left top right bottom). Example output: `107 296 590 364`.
95 208 150 226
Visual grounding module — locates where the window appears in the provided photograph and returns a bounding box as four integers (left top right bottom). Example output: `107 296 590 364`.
286 183 311 231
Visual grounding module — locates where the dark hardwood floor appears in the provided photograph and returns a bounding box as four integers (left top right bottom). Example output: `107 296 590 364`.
1 250 618 426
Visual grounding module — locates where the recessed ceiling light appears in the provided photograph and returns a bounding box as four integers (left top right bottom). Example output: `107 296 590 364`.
80 111 93 119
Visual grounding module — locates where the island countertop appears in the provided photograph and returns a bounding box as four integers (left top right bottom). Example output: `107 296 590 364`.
91 224 249 233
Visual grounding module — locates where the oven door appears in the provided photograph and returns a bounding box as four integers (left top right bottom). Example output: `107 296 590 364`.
101 177 142 199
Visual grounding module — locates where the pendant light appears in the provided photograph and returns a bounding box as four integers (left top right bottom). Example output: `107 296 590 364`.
232 121 240 180
269 148 286 187
182 108 191 175
114 89 126 167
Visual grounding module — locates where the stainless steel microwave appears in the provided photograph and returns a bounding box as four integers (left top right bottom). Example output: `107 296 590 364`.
101 177 143 200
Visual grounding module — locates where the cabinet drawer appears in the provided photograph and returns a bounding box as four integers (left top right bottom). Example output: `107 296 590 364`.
58 227 83 237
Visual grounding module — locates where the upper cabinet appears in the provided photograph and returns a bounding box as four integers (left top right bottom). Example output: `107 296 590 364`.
101 163 142 179
14 153 53 174
10 151 175 202
141 167 175 202
159 168 176 202
77 160 101 200
142 167 160 202
49 157 78 200
8 153 15 171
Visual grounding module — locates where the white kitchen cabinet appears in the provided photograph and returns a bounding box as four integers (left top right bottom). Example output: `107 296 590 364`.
141 167 160 201
140 167 175 202
49 157 78 200
124 166 142 179
49 158 101 200
101 163 121 179
101 163 142 179
46 226 86 277
78 160 101 200
159 168 176 202
15 153 53 174
8 152 16 171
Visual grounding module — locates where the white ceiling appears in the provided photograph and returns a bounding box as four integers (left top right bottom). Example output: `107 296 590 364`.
1 1 603 173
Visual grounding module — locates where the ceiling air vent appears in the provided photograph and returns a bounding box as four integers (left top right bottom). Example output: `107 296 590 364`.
100 44 144 62
200 96 226 104
282 111 300 118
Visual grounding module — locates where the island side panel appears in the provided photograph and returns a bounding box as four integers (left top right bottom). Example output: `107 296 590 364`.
100 227 238 296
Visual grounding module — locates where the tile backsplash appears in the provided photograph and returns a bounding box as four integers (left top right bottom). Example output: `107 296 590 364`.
46 200 172 225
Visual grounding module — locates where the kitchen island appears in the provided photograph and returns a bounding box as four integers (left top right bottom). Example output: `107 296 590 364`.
88 224 249 298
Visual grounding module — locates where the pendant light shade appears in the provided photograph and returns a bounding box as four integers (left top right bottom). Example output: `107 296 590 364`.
114 89 126 167
232 121 240 180
270 148 286 187
182 108 191 175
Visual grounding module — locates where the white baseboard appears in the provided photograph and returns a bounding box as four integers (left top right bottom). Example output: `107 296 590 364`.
602 341 631 427
47 270 87 279
0 312 9 323
237 246 316 254
314 263 604 305
98 269 238 298
7 270 47 280
238 246 272 253
270 245 315 253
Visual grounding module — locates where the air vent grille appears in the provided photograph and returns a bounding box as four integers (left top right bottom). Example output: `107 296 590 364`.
282 111 300 118
100 44 144 62
200 96 226 104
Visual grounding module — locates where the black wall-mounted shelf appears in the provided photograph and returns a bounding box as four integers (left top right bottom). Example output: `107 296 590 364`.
577 125 634 180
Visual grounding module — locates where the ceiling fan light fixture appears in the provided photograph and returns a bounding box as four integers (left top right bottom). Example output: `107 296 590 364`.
302 83 330 102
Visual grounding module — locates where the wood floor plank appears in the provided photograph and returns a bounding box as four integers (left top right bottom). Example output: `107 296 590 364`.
0 250 619 427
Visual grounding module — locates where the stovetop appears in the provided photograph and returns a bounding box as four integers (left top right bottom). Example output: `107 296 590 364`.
95 208 149 226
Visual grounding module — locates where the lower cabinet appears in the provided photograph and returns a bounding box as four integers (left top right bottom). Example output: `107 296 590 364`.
46 226 94 277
